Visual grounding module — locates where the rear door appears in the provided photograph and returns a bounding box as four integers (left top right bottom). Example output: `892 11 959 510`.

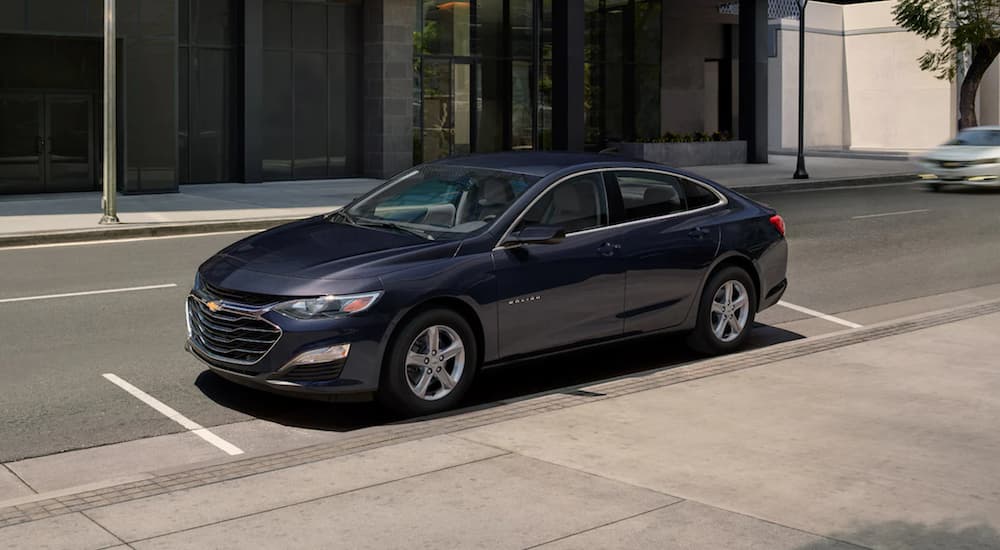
493 172 625 358
607 170 725 333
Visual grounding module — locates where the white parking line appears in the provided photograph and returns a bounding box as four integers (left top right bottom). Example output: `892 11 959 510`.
851 209 929 220
777 301 864 329
102 373 244 456
0 229 259 251
0 284 178 304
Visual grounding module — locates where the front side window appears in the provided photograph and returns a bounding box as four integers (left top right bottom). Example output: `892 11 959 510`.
518 174 609 233
947 130 1000 146
612 171 720 222
345 166 536 240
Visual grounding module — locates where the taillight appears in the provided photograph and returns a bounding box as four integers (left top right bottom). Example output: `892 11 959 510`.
769 215 786 236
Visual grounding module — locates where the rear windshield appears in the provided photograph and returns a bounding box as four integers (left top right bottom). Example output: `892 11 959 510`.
946 129 1000 146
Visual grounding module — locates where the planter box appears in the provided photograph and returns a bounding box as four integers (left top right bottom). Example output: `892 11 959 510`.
612 140 747 167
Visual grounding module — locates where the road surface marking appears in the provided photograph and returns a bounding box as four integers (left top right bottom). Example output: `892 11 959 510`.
0 230 259 251
851 209 929 220
102 373 244 456
777 301 863 329
0 284 178 304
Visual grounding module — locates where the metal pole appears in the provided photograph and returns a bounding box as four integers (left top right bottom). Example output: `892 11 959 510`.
100 0 119 224
793 0 809 179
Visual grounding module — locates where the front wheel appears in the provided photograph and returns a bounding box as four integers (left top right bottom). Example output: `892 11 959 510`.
687 267 757 355
926 182 942 192
378 309 478 416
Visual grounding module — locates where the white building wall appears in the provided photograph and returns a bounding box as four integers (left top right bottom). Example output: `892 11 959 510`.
768 0 1000 152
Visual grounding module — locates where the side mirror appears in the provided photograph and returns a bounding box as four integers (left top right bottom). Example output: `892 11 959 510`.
504 224 566 246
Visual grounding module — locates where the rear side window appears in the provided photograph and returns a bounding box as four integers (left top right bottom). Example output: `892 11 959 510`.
612 171 720 222
682 179 721 209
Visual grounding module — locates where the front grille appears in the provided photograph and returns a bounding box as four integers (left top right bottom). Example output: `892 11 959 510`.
203 282 287 307
188 297 281 365
275 361 345 383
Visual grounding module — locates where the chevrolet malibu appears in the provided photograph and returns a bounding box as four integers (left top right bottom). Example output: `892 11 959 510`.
186 152 788 415
915 126 1000 190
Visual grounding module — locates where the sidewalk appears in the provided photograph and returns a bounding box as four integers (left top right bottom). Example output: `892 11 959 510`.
2 299 998 549
0 154 916 245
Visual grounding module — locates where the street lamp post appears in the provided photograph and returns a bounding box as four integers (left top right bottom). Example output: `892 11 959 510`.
793 0 809 179
100 0 119 224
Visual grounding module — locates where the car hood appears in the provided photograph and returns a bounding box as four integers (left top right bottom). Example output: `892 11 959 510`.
201 217 461 287
925 145 1000 161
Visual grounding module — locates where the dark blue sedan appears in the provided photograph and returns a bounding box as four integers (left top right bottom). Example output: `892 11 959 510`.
186 152 787 415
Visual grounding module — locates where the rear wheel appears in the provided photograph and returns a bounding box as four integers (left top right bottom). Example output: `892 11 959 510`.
378 309 478 416
688 266 757 355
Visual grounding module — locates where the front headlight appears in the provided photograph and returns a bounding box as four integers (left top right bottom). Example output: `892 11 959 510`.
272 292 382 320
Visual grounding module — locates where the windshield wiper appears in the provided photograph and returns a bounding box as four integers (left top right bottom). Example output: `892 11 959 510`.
356 218 434 240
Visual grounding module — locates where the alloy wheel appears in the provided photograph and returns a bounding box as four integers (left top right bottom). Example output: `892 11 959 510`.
404 325 466 401
710 280 750 343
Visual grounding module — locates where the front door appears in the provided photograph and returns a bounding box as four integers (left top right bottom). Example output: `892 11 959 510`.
0 93 95 194
45 94 95 193
0 95 44 194
493 173 625 359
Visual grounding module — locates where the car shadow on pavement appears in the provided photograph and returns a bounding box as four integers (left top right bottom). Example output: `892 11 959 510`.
194 322 804 432
794 520 1000 550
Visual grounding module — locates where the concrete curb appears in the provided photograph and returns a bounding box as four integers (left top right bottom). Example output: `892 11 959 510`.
0 216 305 248
729 173 917 194
0 173 917 248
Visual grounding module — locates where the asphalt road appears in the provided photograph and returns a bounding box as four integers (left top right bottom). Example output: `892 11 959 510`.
1 181 999 463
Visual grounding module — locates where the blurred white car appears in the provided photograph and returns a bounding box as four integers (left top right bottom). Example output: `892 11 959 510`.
915 126 1000 190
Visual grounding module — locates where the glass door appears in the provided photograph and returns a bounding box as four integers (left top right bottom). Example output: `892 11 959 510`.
45 94 96 193
0 94 44 194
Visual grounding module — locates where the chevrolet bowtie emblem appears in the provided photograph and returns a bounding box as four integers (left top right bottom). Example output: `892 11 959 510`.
206 300 224 312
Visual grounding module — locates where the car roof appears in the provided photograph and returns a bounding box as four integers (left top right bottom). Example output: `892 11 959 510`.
430 151 657 178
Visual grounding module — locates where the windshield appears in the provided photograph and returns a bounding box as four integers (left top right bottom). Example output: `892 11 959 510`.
343 165 537 241
946 129 1000 146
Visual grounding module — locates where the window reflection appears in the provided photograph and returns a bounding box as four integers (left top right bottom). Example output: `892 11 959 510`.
414 0 553 163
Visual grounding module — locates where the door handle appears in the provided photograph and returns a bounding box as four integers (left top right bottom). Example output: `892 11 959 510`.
37 137 44 154
688 227 712 240
597 242 621 256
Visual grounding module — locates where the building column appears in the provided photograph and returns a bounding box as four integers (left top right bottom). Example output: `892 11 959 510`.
243 0 263 183
738 0 768 163
363 0 415 178
552 0 584 151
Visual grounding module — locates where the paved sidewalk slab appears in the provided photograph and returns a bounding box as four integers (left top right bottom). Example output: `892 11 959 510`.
0 468 33 502
1 513 121 550
129 453 677 550
538 501 855 550
460 314 1000 550
0 156 915 244
86 435 504 542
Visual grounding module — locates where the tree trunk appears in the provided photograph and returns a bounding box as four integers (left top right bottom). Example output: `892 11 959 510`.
959 39 1000 129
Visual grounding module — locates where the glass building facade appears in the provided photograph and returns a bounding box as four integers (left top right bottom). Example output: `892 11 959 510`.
0 0 776 195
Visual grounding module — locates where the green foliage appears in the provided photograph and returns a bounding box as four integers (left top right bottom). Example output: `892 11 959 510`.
893 0 1000 81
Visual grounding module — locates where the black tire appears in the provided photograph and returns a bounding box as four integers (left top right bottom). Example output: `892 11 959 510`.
687 266 757 355
377 308 478 416
927 182 942 192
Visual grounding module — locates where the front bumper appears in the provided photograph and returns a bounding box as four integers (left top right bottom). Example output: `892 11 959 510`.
186 296 390 400
916 161 1000 185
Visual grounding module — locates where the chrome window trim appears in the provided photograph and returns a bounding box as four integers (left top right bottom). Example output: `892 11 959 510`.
493 167 728 249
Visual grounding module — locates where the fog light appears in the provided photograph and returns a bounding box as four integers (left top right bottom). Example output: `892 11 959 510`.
287 344 351 367
918 174 938 180
968 175 998 182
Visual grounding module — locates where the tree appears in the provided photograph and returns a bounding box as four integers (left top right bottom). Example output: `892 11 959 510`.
893 0 1000 129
